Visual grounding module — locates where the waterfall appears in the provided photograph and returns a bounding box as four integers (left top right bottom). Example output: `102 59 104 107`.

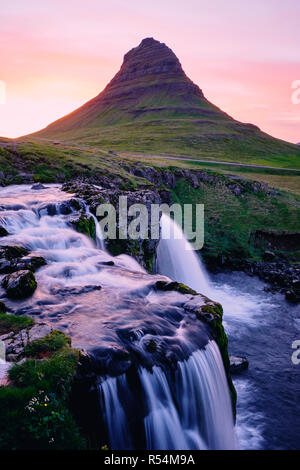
98 341 237 450
0 186 237 450
156 214 212 298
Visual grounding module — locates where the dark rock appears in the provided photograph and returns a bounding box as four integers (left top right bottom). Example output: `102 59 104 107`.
145 339 157 353
229 356 249 374
155 280 197 295
31 182 46 190
69 214 96 241
16 256 47 272
0 258 12 274
0 245 29 260
0 226 8 237
228 184 242 196
2 270 37 299
62 181 162 270
263 250 276 261
286 290 300 303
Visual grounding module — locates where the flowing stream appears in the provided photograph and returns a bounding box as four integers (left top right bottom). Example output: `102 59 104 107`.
157 214 300 450
0 186 299 449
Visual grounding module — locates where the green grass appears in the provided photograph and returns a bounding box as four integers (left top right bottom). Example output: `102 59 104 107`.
171 178 300 265
24 330 71 358
0 140 147 187
123 154 300 195
31 120 300 169
0 331 85 450
0 313 34 335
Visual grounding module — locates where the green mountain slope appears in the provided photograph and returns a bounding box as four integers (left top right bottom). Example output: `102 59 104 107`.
29 38 300 166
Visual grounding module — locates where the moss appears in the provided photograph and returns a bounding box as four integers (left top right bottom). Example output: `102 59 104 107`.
24 330 71 358
2 270 37 299
171 178 300 266
198 302 237 415
27 257 47 271
201 303 223 318
0 330 86 449
9 348 79 398
0 313 34 335
74 215 96 241
1 245 29 260
0 347 85 450
155 280 197 295
146 253 155 273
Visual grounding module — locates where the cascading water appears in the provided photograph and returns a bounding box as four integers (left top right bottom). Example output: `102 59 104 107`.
0 185 237 450
156 214 212 298
98 341 237 450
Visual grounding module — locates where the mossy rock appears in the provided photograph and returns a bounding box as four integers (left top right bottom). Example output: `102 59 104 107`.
0 245 29 260
72 215 96 241
27 256 47 271
0 227 9 237
0 313 34 335
24 330 71 358
155 280 197 295
2 270 37 299
197 302 237 415
0 345 85 450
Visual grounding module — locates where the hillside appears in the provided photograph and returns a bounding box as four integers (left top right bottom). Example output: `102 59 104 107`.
29 38 300 166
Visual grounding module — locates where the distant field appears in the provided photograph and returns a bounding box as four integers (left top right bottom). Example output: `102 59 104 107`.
172 179 300 266
1 138 299 195
122 153 300 195
34 122 300 170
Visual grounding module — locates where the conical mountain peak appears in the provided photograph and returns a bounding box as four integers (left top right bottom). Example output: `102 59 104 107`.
107 37 190 89
31 38 300 164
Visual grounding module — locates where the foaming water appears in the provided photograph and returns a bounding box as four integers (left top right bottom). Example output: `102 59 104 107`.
0 359 10 386
157 214 212 296
156 214 300 450
0 185 237 450
98 341 237 450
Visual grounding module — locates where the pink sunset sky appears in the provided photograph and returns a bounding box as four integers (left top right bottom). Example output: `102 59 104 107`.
0 0 299 143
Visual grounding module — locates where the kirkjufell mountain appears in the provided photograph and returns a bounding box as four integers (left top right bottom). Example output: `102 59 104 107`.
31 38 300 160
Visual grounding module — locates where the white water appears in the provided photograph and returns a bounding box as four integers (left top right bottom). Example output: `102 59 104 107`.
0 186 238 450
157 214 212 297
0 359 10 386
156 214 270 449
99 341 237 450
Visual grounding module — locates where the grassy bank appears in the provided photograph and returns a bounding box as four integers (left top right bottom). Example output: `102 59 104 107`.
171 178 300 266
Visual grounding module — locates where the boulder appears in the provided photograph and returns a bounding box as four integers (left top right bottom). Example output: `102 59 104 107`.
0 245 29 260
31 182 46 190
229 355 249 374
0 227 8 237
2 270 37 299
15 256 47 272
286 290 300 303
263 250 276 261
69 214 96 240
28 324 52 342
